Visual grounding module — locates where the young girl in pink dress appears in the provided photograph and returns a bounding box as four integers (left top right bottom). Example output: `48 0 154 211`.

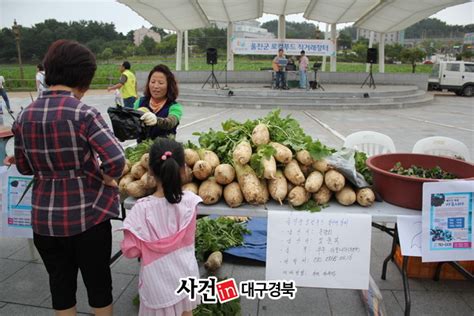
120 138 202 316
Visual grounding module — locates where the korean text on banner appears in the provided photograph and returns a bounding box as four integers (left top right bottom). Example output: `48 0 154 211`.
231 38 335 57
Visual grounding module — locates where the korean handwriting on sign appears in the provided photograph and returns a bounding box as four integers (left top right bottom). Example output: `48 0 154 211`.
278 215 357 279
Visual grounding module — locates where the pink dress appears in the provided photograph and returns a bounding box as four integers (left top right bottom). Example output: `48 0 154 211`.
119 191 202 316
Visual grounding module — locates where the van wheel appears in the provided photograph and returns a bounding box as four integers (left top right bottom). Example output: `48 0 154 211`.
463 85 473 97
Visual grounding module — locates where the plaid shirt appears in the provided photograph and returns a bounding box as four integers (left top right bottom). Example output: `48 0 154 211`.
13 90 125 237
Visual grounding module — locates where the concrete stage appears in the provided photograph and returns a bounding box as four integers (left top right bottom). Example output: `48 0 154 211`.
178 83 433 110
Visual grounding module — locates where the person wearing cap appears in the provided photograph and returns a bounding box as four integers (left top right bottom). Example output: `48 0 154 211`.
107 61 138 108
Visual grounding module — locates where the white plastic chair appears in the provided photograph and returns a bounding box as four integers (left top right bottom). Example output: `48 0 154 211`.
412 136 471 161
343 131 396 156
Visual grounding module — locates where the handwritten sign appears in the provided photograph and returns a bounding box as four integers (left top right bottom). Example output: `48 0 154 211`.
231 38 335 56
266 211 371 290
422 181 474 262
397 215 422 257
0 165 33 238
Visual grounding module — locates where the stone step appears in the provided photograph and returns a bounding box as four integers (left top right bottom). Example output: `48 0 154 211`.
179 85 420 98
178 89 427 105
178 94 434 110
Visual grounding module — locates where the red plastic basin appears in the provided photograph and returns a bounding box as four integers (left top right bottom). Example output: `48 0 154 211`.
366 153 474 210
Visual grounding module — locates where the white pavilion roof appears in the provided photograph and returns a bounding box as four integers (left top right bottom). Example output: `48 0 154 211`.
118 0 470 33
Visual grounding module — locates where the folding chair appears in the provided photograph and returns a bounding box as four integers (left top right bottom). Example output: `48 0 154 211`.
412 136 471 161
343 131 396 156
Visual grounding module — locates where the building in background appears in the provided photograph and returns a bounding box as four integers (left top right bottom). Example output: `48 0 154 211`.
134 26 161 46
215 20 275 38
356 28 404 45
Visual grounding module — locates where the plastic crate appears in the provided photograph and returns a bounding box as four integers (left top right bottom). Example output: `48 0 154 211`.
394 245 474 280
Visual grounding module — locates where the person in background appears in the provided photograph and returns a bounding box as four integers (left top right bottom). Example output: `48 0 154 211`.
0 73 13 113
107 61 137 108
36 64 47 96
299 50 309 89
13 39 125 316
272 48 288 90
120 138 202 316
134 64 183 140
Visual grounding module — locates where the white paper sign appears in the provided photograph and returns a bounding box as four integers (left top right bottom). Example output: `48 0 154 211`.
422 180 474 262
266 211 371 290
1 165 33 238
231 38 335 56
397 215 422 257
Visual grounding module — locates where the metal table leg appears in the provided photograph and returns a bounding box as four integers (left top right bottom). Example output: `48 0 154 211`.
401 256 411 316
381 224 398 280
109 202 127 265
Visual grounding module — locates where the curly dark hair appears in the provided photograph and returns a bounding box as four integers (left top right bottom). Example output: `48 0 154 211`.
143 64 179 102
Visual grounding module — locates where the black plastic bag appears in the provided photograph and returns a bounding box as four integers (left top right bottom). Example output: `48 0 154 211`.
107 106 148 142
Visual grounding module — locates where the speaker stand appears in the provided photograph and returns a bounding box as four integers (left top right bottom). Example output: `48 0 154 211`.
221 61 229 90
202 64 220 89
312 69 325 91
361 63 376 89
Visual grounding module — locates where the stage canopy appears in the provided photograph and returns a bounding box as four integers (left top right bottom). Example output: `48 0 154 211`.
117 0 469 70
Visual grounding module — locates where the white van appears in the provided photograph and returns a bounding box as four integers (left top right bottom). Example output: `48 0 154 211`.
428 61 474 97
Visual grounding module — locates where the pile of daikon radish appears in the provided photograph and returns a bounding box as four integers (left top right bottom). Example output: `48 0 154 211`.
119 111 375 209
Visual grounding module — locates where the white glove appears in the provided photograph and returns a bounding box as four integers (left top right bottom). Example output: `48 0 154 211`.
140 112 158 126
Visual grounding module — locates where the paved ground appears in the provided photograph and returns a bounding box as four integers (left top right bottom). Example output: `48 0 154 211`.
0 86 473 315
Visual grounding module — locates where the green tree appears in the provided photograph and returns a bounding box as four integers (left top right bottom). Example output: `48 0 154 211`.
156 34 177 55
461 50 473 60
352 40 368 62
100 48 113 63
0 18 126 62
401 48 426 73
86 38 104 54
126 30 135 43
405 18 473 39
338 30 352 50
124 45 136 58
189 26 227 53
140 35 158 55
385 43 404 62
261 20 317 39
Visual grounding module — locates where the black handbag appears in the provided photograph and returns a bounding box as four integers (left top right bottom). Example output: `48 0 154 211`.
107 106 148 142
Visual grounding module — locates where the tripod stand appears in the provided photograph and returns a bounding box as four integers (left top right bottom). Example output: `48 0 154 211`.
311 68 325 91
202 64 220 89
361 63 376 89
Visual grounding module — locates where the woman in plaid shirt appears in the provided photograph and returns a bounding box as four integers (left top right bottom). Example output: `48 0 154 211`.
13 40 125 316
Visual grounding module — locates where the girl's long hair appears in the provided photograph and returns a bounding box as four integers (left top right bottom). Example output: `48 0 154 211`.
148 138 184 203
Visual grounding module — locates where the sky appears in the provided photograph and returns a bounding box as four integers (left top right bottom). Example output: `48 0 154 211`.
1 0 473 34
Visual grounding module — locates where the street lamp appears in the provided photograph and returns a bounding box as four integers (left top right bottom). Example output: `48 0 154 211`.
12 19 24 81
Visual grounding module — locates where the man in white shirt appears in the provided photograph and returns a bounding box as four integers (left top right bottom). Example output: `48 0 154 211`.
36 64 47 96
0 74 12 114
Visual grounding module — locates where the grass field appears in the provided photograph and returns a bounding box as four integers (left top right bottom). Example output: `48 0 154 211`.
1 55 433 91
